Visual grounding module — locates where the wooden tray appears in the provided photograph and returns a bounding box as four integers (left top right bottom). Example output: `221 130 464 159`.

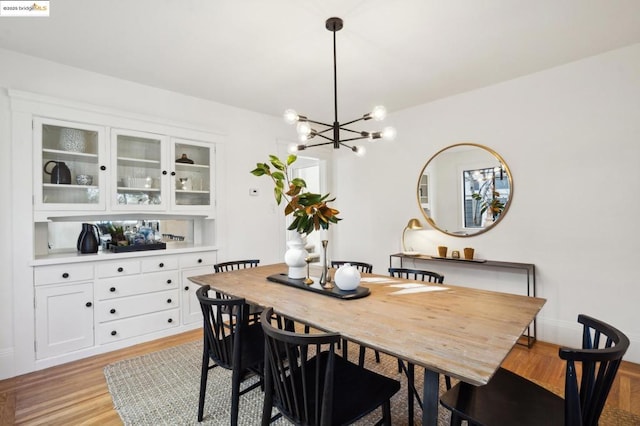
266 273 370 300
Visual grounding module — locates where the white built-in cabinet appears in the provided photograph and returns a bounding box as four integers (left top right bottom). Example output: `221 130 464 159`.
9 90 222 377
33 118 215 217
33 250 216 361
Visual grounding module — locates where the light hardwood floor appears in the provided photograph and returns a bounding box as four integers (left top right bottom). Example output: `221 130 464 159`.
1 331 638 425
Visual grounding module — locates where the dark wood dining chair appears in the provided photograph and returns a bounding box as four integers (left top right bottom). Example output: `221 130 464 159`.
330 260 373 273
388 267 444 283
388 266 447 426
214 259 260 272
440 314 630 426
196 285 265 425
329 261 376 363
214 259 262 323
260 307 401 426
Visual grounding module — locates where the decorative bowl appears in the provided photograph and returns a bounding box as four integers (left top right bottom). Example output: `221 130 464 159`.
76 174 93 185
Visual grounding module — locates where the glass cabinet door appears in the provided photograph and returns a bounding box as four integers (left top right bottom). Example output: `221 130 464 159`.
171 139 213 210
112 129 166 210
34 118 106 210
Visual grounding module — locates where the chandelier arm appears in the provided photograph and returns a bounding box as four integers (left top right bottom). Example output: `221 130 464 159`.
338 142 358 150
339 127 365 135
305 140 336 148
339 116 367 127
315 127 333 136
313 133 334 142
306 118 333 128
340 136 368 143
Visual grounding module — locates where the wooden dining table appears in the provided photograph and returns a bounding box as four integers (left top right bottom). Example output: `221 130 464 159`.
189 263 546 426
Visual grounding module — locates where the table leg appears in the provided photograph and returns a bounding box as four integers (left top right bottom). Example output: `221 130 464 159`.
422 369 439 426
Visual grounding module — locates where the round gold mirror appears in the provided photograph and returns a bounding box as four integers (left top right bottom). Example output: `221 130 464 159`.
417 143 513 237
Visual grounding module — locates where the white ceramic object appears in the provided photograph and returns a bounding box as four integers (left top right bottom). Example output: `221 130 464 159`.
284 232 308 279
59 128 87 152
334 263 361 291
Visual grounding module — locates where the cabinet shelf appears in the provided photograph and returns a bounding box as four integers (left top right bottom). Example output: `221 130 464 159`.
42 148 98 158
176 189 210 194
117 156 161 167
117 186 161 192
43 183 99 190
175 162 209 169
43 148 99 161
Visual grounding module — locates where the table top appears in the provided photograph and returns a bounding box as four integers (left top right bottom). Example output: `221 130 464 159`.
189 263 545 386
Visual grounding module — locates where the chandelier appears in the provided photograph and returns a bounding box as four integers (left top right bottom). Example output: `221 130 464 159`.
284 17 396 156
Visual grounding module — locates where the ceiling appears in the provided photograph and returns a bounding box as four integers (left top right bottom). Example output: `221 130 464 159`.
2 0 640 121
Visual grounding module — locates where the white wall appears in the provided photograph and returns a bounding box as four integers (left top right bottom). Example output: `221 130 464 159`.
1 41 639 378
333 43 640 362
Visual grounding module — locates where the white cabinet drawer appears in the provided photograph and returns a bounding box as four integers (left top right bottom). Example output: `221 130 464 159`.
96 289 179 322
180 251 217 269
141 256 178 273
95 271 179 300
97 308 180 344
34 263 94 286
96 259 141 278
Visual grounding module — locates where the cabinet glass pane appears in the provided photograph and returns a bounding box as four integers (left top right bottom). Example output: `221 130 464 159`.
41 124 100 204
174 143 211 207
116 134 163 206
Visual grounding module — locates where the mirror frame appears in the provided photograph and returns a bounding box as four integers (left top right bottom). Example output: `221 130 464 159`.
416 143 513 237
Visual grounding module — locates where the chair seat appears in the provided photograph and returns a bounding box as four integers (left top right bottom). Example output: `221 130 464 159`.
281 351 401 425
440 367 564 426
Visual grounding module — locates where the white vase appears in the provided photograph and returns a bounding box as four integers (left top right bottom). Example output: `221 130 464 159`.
285 232 308 279
334 263 361 291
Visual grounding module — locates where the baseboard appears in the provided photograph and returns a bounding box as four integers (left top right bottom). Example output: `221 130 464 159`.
0 347 15 380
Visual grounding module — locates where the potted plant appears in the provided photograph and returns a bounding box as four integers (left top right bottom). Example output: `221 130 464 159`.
251 154 341 279
250 154 341 234
471 190 505 223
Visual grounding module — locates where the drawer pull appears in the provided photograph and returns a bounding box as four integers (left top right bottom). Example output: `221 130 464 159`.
110 287 116 292
62 272 70 279
184 286 189 291
167 279 172 284
111 330 117 336
197 258 203 263
162 170 168 175
159 262 164 268
117 267 124 273
167 318 173 323
85 302 92 307
110 308 116 314
167 298 172 304
100 165 106 171
170 171 176 176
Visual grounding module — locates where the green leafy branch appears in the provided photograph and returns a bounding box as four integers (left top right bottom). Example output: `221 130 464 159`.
250 154 341 234
472 190 504 218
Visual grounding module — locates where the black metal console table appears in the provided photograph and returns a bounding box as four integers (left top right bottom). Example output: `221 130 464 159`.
389 253 537 347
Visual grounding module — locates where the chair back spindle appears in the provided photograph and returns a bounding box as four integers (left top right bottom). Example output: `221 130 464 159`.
389 267 444 283
330 261 372 273
214 259 260 273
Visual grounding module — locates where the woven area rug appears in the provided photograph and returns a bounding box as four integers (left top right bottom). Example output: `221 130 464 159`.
105 341 640 425
105 340 451 425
